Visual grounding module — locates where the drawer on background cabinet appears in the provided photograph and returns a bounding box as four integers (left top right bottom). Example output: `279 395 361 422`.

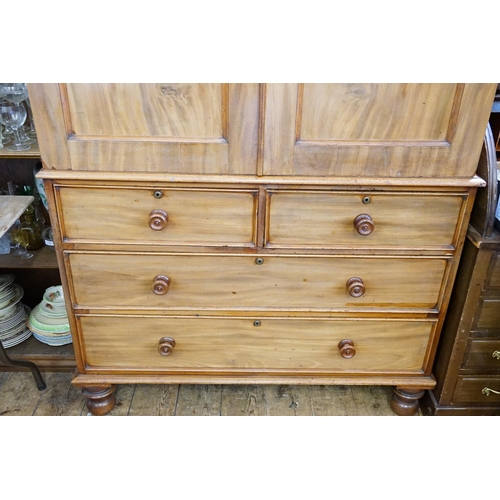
78 315 435 373
266 190 464 249
485 252 500 289
55 185 258 247
462 339 500 369
453 376 500 404
474 299 500 332
66 252 448 312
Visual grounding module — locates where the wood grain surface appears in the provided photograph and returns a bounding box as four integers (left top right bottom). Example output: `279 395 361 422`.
66 252 448 312
78 315 433 372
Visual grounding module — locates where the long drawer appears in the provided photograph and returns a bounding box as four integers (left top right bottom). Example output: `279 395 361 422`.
67 252 448 312
78 315 434 372
267 190 464 249
55 186 258 246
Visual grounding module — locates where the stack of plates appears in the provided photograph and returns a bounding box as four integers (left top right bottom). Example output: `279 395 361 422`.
0 273 32 348
28 285 72 346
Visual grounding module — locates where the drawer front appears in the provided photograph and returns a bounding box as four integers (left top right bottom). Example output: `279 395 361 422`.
485 252 500 289
453 376 500 404
267 191 463 249
474 299 500 332
68 253 447 312
56 186 258 246
463 339 500 369
79 316 433 372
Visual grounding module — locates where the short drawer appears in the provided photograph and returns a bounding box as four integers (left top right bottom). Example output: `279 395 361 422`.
453 376 500 404
474 299 500 332
266 190 464 249
55 186 258 247
67 252 448 312
485 251 500 289
463 339 500 369
78 315 434 373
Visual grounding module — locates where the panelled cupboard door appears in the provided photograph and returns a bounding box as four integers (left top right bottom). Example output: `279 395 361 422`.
262 83 496 178
27 83 260 174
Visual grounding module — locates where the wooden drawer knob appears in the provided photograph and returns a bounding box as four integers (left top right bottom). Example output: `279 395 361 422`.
149 209 168 231
338 339 356 359
152 275 170 295
159 337 176 356
354 214 374 235
346 277 365 297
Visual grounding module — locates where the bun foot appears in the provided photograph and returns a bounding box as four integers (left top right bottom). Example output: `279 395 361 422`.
390 387 425 416
82 385 116 416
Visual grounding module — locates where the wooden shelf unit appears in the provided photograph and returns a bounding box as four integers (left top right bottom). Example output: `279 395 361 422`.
0 145 75 372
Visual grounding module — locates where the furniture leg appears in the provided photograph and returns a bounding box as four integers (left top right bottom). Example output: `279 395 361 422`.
390 387 425 416
82 385 116 416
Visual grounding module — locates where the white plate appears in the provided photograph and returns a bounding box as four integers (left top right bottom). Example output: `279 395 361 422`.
29 304 70 330
0 304 25 327
33 332 72 346
0 274 15 292
2 329 32 348
0 285 24 318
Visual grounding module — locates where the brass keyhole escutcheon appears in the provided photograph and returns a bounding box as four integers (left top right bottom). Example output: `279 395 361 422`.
253 320 261 327
362 196 371 204
255 258 264 265
154 190 163 199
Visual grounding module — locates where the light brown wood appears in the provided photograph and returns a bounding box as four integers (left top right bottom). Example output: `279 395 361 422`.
78 315 433 372
56 186 257 247
38 169 487 188
267 190 464 249
25 83 494 415
29 83 260 174
66 252 448 312
263 83 496 178
0 195 34 237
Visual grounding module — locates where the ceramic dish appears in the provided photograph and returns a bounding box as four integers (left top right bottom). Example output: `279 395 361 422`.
28 305 70 333
0 274 15 291
2 329 32 348
33 331 72 346
0 285 24 318
43 285 65 305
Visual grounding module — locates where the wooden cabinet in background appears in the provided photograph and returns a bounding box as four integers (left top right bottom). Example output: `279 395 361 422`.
421 124 500 415
28 83 497 415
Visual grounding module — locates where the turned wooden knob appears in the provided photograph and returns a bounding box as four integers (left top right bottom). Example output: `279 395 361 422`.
338 339 356 359
346 277 365 297
149 209 168 231
152 275 170 295
158 337 176 356
354 214 374 235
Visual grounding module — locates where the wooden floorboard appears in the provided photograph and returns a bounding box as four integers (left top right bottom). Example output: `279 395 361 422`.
0 372 423 416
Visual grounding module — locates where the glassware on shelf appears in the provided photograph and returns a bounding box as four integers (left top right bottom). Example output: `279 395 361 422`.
0 100 30 151
0 124 10 148
19 203 44 251
0 84 35 145
8 220 29 257
25 96 37 139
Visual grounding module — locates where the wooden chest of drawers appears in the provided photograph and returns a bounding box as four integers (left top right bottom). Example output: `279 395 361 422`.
29 83 496 415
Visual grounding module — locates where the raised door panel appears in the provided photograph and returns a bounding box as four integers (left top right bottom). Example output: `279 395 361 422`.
28 83 260 174
263 83 496 178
